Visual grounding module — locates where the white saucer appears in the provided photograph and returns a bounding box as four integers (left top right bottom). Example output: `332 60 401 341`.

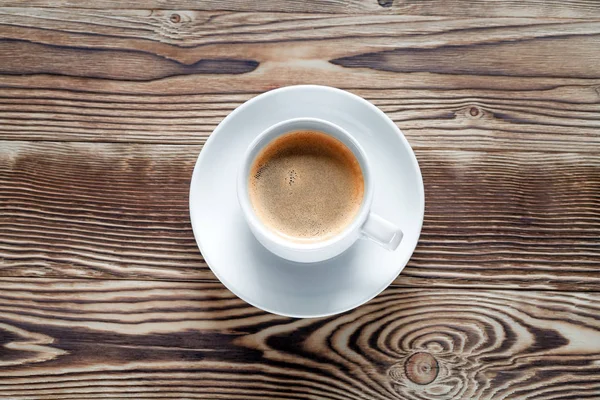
189 85 424 318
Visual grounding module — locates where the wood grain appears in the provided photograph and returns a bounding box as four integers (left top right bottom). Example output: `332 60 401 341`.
0 10 599 151
0 279 599 399
1 87 600 152
1 141 599 289
0 1 599 18
1 3 599 400
0 141 202 280
0 9 599 84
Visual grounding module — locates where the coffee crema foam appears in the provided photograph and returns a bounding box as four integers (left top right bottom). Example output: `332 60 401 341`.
248 130 364 242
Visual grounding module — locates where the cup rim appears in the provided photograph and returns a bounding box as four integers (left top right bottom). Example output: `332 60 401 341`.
237 117 374 253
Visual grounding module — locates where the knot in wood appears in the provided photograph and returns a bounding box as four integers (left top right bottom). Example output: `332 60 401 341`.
378 0 393 7
405 352 438 385
170 13 181 23
469 107 480 117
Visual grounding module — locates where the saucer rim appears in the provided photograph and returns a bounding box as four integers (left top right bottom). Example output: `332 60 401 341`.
189 84 425 318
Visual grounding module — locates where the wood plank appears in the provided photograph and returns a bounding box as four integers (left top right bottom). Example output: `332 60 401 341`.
2 9 600 49
0 1 599 18
1 87 600 152
0 9 598 83
0 278 599 399
0 141 201 281
0 10 599 150
1 141 599 289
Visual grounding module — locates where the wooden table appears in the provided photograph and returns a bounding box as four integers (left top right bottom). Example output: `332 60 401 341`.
1 1 599 399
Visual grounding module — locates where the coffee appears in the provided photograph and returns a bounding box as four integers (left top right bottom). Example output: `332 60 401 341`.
249 130 364 242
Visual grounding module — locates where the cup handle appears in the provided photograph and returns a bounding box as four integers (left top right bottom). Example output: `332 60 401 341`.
360 212 403 251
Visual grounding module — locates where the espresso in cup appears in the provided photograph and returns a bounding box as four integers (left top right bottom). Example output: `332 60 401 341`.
249 130 364 242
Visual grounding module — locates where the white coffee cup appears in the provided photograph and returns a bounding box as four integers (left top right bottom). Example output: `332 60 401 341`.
237 117 403 263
